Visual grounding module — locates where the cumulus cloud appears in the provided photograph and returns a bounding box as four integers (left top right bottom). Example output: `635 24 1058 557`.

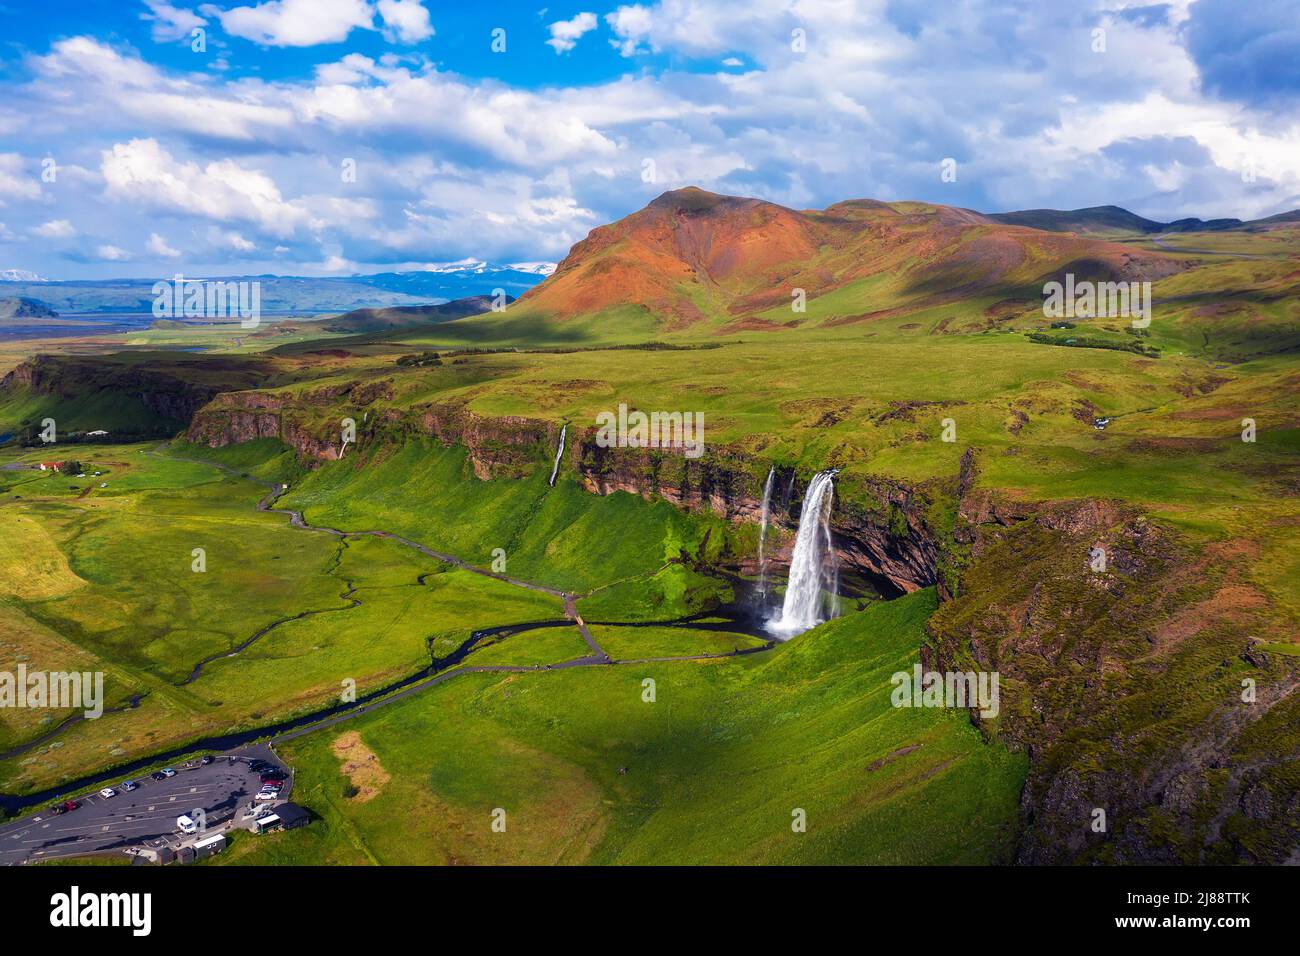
0 154 41 202
377 0 433 43
140 1 207 43
30 37 293 142
208 227 256 251
100 138 314 237
606 4 655 56
202 0 375 47
147 232 182 257
547 12 598 53
3 1 1299 278
199 0 432 47
33 219 76 239
96 244 130 261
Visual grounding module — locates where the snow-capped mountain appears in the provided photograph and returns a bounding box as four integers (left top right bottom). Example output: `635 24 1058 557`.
0 269 49 282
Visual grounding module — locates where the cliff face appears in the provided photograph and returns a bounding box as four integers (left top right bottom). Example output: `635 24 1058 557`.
186 389 940 594
577 438 938 595
3 355 264 429
925 479 1300 864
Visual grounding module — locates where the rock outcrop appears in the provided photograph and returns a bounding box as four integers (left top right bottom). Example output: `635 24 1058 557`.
925 469 1300 864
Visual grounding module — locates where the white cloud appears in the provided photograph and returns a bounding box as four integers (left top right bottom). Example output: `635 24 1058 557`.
1143 161 1190 193
100 138 312 237
203 0 374 47
606 4 654 56
6 2 1300 276
209 228 256 251
377 0 433 44
31 38 293 142
97 244 129 261
147 232 182 257
547 12 598 54
140 1 207 43
0 153 40 201
33 219 76 239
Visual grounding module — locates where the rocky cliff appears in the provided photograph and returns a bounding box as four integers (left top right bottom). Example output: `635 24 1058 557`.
925 463 1300 864
186 387 941 594
2 354 270 431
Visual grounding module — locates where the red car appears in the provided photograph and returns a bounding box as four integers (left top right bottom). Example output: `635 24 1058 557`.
260 773 286 785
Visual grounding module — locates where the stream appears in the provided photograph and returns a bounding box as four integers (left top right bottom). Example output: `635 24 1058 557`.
0 446 779 817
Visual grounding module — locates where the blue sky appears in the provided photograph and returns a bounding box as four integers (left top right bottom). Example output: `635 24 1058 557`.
0 0 1296 278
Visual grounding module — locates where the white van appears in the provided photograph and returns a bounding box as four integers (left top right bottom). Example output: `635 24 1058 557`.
251 814 281 834
177 814 198 834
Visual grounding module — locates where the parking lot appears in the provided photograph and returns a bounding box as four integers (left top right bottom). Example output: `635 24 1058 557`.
0 748 290 865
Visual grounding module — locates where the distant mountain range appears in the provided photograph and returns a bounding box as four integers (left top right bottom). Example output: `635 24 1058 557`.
0 264 551 315
322 294 513 333
983 204 1300 235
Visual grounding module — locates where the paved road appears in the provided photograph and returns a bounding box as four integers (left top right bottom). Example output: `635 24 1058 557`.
0 750 287 865
565 596 611 662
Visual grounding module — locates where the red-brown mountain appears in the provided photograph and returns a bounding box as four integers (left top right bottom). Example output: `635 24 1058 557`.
513 187 1187 331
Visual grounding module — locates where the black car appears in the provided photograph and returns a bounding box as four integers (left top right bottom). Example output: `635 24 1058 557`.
49 804 67 816
150 771 167 781
247 760 269 773
201 755 214 765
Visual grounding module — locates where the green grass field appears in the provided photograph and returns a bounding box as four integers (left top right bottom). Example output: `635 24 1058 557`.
219 591 1026 865
0 442 564 793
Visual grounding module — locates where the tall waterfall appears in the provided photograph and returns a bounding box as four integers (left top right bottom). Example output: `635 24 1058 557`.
767 470 839 639
757 466 775 604
548 424 567 487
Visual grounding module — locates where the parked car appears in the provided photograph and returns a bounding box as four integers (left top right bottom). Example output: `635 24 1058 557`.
121 780 138 792
49 804 67 816
98 787 116 799
261 771 287 784
255 789 280 801
248 760 269 773
160 767 176 778
61 800 80 813
176 814 198 835
201 755 214 765
150 771 167 781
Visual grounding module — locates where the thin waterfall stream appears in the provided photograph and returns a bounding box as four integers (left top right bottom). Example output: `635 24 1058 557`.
548 423 567 486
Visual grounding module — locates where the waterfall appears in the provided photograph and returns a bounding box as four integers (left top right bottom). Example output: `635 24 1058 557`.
767 470 839 639
548 424 567 487
757 466 775 604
